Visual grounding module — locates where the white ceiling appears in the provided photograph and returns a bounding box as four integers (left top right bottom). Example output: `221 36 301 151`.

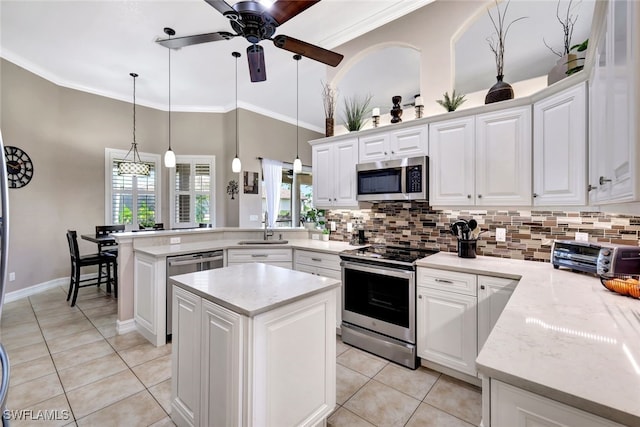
0 0 596 132
0 0 429 132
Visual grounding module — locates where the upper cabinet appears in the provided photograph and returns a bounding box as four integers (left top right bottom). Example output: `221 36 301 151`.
589 0 640 204
533 83 587 205
359 124 428 163
430 106 532 206
312 137 359 209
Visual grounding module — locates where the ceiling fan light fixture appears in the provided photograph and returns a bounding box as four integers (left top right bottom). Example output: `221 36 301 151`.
164 27 176 168
231 51 242 174
119 72 150 177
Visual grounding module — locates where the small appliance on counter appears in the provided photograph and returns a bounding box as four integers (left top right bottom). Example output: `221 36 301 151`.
552 240 640 275
450 219 481 258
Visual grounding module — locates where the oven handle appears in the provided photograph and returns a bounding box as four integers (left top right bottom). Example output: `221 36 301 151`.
341 260 415 280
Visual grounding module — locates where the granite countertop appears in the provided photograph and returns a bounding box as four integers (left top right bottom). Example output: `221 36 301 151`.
169 263 340 317
136 238 361 257
416 252 640 426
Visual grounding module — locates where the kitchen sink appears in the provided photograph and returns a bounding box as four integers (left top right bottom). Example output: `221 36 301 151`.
237 240 289 245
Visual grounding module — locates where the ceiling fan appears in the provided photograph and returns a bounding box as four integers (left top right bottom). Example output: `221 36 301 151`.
156 0 344 82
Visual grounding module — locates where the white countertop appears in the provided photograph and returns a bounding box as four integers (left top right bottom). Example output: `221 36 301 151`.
416 252 640 426
169 263 340 317
136 238 361 257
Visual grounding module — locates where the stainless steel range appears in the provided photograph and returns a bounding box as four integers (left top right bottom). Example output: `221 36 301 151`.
339 245 439 369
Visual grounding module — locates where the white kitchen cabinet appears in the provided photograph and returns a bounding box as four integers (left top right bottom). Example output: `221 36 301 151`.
429 106 531 207
171 283 336 427
477 275 517 353
589 0 640 204
533 83 587 205
226 248 292 269
429 116 475 205
294 250 342 331
134 252 167 347
359 124 428 162
311 137 358 208
475 106 532 206
491 380 625 427
416 268 477 376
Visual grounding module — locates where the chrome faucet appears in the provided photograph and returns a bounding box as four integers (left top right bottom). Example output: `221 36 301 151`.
264 211 274 241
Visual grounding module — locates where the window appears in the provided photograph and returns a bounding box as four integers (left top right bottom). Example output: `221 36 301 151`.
170 156 215 229
105 148 161 229
261 163 312 227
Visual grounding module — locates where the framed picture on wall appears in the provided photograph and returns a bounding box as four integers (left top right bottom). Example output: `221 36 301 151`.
244 171 259 194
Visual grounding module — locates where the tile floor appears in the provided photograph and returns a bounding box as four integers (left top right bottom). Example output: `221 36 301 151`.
0 284 482 427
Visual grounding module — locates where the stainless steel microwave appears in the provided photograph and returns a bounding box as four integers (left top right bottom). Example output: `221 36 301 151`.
356 156 428 202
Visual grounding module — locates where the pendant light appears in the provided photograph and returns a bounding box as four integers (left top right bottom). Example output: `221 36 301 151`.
292 54 302 174
118 73 150 176
231 51 242 174
163 27 176 168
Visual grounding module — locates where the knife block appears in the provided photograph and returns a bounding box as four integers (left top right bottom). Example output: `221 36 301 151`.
457 240 476 258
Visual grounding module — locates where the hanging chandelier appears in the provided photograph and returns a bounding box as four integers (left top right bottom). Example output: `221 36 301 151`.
119 72 150 176
231 51 242 174
164 27 176 168
293 54 302 174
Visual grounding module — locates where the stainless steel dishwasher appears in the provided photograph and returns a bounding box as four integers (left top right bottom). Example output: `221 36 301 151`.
166 250 224 338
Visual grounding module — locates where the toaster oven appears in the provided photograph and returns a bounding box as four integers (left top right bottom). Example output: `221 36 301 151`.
552 240 640 275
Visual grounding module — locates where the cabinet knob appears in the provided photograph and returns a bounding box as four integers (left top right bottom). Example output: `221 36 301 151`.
599 176 612 185
533 193 538 198
480 285 485 290
467 194 471 199
391 151 395 154
384 151 388 155
588 184 597 191
478 194 482 199
418 295 422 299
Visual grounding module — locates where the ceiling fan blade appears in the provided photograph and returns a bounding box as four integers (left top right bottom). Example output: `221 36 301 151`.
272 35 343 67
269 0 320 25
204 0 236 15
156 32 235 49
247 45 267 82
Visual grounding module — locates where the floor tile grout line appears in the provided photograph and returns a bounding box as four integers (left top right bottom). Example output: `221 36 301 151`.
420 401 477 426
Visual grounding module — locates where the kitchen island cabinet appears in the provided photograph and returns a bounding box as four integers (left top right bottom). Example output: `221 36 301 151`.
170 263 338 427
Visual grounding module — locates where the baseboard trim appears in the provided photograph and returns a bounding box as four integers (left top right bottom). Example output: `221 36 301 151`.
4 273 99 303
116 318 137 335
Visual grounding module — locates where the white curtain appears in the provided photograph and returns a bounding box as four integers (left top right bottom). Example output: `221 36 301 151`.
262 158 282 228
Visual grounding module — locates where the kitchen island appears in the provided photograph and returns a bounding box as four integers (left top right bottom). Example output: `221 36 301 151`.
168 263 339 427
417 252 638 427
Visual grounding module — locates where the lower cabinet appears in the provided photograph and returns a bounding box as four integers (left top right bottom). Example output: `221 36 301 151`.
491 380 625 427
227 248 292 269
171 285 336 427
416 268 516 379
134 252 167 347
294 250 342 331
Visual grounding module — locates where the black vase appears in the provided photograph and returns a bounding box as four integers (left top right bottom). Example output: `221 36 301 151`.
485 75 514 104
390 95 403 123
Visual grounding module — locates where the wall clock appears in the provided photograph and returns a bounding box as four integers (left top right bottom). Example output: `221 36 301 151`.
4 146 34 189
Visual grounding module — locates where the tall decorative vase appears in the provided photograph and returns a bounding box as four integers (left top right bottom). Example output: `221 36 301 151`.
485 75 514 104
390 96 403 123
325 118 334 137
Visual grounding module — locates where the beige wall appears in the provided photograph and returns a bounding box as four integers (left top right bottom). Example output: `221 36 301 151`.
0 58 318 293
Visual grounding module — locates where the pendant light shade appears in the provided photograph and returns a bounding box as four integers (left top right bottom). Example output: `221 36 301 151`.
119 73 150 176
164 27 176 168
293 54 302 174
231 51 242 174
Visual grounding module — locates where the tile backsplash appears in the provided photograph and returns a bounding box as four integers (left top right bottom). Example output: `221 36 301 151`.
325 202 640 262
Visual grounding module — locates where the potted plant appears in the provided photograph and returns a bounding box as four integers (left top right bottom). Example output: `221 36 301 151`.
485 0 527 104
544 0 583 84
302 208 319 230
436 90 467 112
342 94 373 132
566 39 588 76
321 229 330 241
321 81 337 137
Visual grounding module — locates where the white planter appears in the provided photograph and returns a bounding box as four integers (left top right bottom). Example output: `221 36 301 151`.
321 234 329 241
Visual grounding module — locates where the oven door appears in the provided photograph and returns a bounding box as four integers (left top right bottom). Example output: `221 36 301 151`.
341 260 415 343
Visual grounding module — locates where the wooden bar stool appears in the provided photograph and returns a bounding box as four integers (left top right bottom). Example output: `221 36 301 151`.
65 230 117 307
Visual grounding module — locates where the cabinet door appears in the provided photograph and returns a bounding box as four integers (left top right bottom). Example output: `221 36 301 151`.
171 287 202 427
476 107 532 206
333 138 359 207
359 133 389 162
417 286 477 376
491 380 625 427
389 125 428 159
429 116 475 206
477 276 517 353
312 143 334 208
200 299 243 427
533 83 587 205
134 253 166 347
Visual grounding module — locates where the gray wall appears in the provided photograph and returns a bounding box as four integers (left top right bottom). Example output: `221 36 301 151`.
0 58 319 293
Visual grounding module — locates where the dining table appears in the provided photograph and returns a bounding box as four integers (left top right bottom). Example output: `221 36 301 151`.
81 233 117 246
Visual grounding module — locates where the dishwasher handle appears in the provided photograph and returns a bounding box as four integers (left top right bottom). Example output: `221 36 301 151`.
199 253 224 263
167 254 203 267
